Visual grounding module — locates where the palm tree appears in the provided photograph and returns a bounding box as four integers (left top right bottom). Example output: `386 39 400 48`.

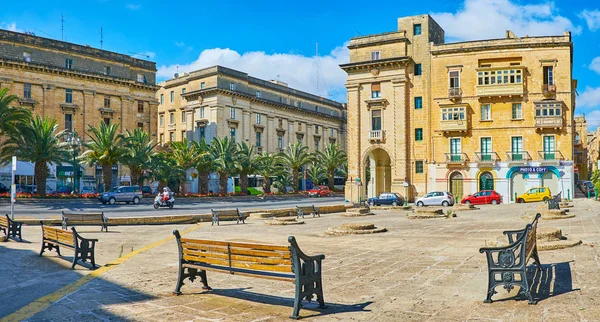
170 138 198 194
280 142 314 193
210 136 237 194
235 141 259 195
121 129 157 186
317 143 348 190
273 173 293 194
149 152 184 192
255 152 283 194
80 122 125 192
191 139 214 194
1 116 71 196
307 164 327 186
0 87 31 137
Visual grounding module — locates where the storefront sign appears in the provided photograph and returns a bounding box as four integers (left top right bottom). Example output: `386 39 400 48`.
517 166 548 173
56 166 74 177
96 165 118 171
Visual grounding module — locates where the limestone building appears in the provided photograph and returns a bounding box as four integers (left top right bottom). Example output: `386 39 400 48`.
342 14 576 203
0 29 158 191
574 116 588 181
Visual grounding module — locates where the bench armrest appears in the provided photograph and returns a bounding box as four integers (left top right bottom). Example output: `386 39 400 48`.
502 228 526 244
288 236 325 261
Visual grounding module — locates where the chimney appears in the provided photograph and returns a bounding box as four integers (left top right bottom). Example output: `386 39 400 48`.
505 30 516 39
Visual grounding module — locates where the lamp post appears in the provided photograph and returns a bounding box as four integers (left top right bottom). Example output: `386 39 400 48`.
66 132 82 194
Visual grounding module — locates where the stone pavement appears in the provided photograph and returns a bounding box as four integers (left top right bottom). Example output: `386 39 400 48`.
2 198 600 321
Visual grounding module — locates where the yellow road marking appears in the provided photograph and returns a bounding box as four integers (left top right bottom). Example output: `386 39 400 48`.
1 224 202 322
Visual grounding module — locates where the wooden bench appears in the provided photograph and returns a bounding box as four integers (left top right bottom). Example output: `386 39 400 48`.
479 213 542 304
173 231 326 319
62 211 108 232
0 214 23 241
548 192 562 210
40 222 98 269
296 205 320 219
210 208 247 226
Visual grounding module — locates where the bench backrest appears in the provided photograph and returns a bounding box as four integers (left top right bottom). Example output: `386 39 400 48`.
178 237 292 273
42 225 74 246
211 209 241 217
524 214 540 262
0 215 7 228
62 212 105 222
297 205 316 212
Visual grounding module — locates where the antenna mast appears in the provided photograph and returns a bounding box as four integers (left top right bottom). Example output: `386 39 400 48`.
100 27 103 48
61 15 65 41
316 42 319 96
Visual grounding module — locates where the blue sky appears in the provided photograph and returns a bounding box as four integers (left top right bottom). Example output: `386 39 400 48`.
1 0 599 127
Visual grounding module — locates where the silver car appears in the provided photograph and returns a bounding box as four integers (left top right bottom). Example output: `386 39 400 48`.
98 186 142 205
415 191 455 207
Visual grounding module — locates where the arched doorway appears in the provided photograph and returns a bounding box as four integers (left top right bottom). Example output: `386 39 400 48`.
479 172 494 191
449 172 463 200
365 148 391 198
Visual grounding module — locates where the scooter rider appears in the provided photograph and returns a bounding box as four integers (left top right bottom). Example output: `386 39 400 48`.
162 187 171 202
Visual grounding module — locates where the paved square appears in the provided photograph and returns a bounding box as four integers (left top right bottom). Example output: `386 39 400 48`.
2 199 600 321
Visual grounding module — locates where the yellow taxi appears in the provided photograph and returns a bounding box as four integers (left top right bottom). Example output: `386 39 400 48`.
516 187 552 203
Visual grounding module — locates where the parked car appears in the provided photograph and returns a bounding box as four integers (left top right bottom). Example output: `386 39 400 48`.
56 186 72 194
461 190 502 205
80 186 97 194
0 182 9 193
367 192 404 207
98 186 142 205
15 184 36 194
308 186 330 197
581 181 596 197
576 180 585 191
415 191 454 207
516 187 551 203
141 186 153 197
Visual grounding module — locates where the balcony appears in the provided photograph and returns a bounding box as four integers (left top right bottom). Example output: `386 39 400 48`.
440 119 468 133
534 116 563 129
474 152 500 163
505 151 532 162
167 123 176 131
476 83 524 97
537 151 565 162
448 88 462 100
369 130 385 142
475 67 525 97
542 84 556 97
445 153 469 164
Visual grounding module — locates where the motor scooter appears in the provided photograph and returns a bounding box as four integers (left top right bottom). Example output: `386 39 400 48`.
153 192 175 209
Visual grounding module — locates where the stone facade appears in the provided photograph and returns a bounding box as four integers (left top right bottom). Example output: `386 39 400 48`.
0 29 158 191
574 116 588 180
342 14 576 203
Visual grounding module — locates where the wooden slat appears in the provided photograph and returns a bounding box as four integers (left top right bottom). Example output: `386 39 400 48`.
183 249 292 265
183 263 295 282
183 243 290 258
228 242 289 252
230 261 293 273
181 238 229 247
0 217 8 227
212 210 239 216
183 255 230 266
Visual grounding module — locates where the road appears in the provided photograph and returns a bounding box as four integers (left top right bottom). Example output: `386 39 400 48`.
1 196 347 219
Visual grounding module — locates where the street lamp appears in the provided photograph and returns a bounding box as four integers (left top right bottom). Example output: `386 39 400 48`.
66 132 82 194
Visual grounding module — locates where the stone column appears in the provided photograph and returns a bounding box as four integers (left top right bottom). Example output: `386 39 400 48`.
42 84 56 122
345 83 361 203
267 116 275 152
148 101 159 139
120 96 134 133
391 77 408 196
242 111 251 144
82 90 95 137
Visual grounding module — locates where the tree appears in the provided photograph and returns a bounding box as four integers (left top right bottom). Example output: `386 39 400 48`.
317 143 348 190
80 122 125 192
121 129 157 186
235 141 259 195
149 152 184 192
191 139 214 194
307 164 327 186
1 116 71 196
210 136 237 194
170 138 198 194
280 142 314 193
0 87 31 137
255 152 283 194
273 173 293 194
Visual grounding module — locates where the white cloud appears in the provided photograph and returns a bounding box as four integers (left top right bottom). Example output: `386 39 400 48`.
125 3 141 10
1 22 21 32
175 42 185 48
157 44 350 101
590 57 600 74
578 86 600 109
432 0 581 42
580 9 600 31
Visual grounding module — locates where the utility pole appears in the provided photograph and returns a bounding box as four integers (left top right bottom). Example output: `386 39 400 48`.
10 156 16 220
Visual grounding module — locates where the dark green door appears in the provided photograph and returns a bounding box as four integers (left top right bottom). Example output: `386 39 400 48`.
479 172 494 191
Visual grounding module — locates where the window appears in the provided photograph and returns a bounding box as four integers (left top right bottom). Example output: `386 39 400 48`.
160 134 164 144
65 114 72 132
315 137 320 151
414 63 422 76
543 66 554 85
371 110 382 131
181 111 186 123
278 136 284 149
297 101 302 108
200 107 205 119
256 131 262 147
230 107 236 119
278 119 283 128
104 96 110 108
415 128 423 141
182 88 186 94
480 137 492 160
477 68 522 85
199 127 205 139
512 103 522 119
450 138 461 161
22 52 33 63
160 94 164 105
535 103 562 117
415 161 424 173
371 51 380 60
137 101 144 113
315 106 319 113
297 134 303 144
481 104 491 121
105 66 111 76
159 115 164 126
441 107 465 120
138 122 144 129
543 136 555 160
229 83 236 91
256 113 262 124
65 89 73 103
104 118 110 125
170 91 174 102
330 128 335 136
170 132 175 142
511 136 523 160
230 128 236 140
182 130 186 140
65 58 73 69
169 112 174 124
298 123 302 131
315 125 319 134
200 82 205 89
449 71 460 88
256 91 261 98
414 97 423 109
413 24 422 36
137 74 146 83
23 83 31 99
371 82 381 98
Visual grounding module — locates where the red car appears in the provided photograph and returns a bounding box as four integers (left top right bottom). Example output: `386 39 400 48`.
308 186 330 197
461 190 502 205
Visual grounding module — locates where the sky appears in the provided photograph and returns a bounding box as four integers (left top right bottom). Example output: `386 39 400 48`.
1 0 599 127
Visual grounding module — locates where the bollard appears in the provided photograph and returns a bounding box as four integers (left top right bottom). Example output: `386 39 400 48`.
588 189 591 199
455 196 458 204
567 189 570 201
514 192 517 203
